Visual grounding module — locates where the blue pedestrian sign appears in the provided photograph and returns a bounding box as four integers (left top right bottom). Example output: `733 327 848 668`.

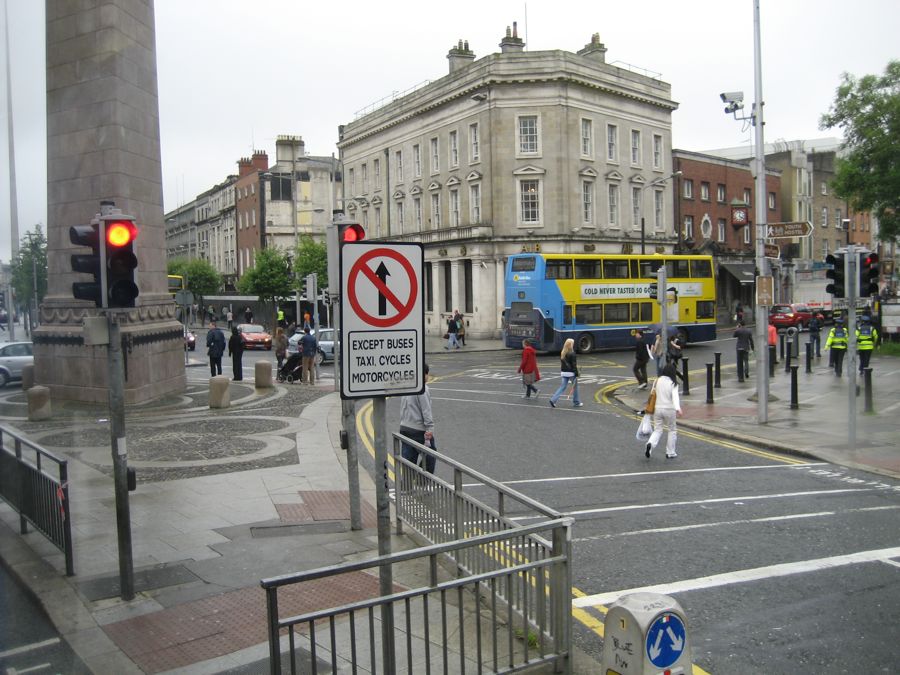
646 612 686 669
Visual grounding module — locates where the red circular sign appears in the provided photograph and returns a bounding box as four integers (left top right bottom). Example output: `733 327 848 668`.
347 248 418 328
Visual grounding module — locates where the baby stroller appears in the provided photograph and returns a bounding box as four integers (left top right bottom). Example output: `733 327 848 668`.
276 353 303 383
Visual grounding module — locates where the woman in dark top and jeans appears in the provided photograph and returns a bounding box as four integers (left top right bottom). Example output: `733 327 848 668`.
549 338 583 408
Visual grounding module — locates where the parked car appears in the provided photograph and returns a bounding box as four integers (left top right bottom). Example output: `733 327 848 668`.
0 341 34 387
237 323 272 350
184 326 196 351
315 328 335 364
769 303 814 330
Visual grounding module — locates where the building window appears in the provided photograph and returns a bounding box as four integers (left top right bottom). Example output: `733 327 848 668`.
743 224 751 244
630 130 641 165
683 179 693 199
717 218 726 242
449 130 459 168
431 193 441 228
700 182 710 201
607 124 618 162
395 150 403 182
835 208 842 230
519 179 541 224
361 163 368 192
683 215 694 240
768 192 776 210
822 239 829 258
347 169 355 197
717 184 726 202
469 123 480 162
374 159 380 184
632 186 641 229
449 188 460 226
743 188 752 204
821 207 828 227
581 118 593 157
414 197 422 229
517 115 540 155
413 145 421 178
654 190 664 229
653 134 663 169
424 261 433 311
582 180 594 224
430 137 439 174
608 184 619 227
470 183 481 222
396 200 404 233
821 181 828 196
362 209 369 229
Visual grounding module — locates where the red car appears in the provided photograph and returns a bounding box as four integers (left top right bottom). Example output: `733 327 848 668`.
768 304 814 330
237 323 272 350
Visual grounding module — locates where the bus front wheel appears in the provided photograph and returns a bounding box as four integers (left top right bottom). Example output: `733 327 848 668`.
677 328 689 346
576 333 594 354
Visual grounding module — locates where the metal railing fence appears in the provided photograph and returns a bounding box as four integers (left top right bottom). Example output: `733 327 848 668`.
261 519 572 675
0 425 74 576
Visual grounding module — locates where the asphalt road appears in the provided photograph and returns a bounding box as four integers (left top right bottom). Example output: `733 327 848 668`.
369 341 900 674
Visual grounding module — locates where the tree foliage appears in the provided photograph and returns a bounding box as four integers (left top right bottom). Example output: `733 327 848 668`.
292 235 328 290
820 60 900 242
167 258 222 297
11 225 48 310
236 247 294 326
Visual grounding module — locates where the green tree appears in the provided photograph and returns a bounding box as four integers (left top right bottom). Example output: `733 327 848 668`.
236 247 294 327
820 60 900 242
11 225 48 319
167 258 222 297
292 235 328 290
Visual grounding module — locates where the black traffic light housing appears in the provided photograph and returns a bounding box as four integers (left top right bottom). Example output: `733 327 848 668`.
859 252 879 297
70 221 103 306
825 253 845 298
104 216 139 307
338 222 366 244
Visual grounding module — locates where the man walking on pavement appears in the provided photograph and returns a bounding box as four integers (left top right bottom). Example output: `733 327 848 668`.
767 322 778 364
734 320 754 382
856 316 878 374
206 320 226 376
399 363 436 473
299 326 318 385
808 312 824 358
445 312 460 350
825 318 849 376
632 327 650 389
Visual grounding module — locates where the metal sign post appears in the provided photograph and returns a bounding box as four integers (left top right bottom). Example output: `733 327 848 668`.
846 247 858 449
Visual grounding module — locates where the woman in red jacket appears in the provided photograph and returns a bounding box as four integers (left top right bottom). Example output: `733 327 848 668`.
517 339 541 399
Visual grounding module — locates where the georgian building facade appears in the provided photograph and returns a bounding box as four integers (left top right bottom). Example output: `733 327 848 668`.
338 28 679 338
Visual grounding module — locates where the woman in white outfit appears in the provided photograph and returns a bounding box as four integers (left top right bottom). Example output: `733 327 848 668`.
645 363 683 459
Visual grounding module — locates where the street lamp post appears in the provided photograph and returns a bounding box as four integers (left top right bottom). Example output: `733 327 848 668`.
641 171 682 254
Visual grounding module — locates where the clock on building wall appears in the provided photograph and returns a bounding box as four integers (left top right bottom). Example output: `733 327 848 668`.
731 205 749 227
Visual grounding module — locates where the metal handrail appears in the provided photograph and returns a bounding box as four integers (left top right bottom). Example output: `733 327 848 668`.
0 425 74 576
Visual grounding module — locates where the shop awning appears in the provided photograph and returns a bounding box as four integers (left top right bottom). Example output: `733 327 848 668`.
719 262 756 284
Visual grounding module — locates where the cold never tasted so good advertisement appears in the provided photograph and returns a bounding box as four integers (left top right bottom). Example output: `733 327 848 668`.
580 282 703 300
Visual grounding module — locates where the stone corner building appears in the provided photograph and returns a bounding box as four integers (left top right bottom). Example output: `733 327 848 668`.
338 27 678 339
36 0 184 404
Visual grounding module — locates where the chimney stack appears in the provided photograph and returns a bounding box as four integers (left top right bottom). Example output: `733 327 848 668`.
577 33 607 62
499 22 525 53
447 39 476 73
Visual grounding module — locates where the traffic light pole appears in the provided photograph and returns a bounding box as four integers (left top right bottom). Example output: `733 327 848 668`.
107 310 134 600
846 247 858 449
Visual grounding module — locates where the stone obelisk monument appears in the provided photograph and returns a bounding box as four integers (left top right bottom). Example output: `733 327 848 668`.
35 0 184 403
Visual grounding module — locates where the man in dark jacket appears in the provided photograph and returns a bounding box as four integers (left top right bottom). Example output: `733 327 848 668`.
633 328 650 389
206 320 226 376
734 321 755 382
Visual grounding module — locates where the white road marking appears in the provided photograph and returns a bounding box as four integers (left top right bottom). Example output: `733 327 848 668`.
882 399 900 414
463 463 826 488
572 505 900 542
431 396 613 412
573 546 900 608
0 638 60 659
510 488 874 520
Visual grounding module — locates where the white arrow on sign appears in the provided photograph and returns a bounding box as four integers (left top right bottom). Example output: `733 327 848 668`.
666 626 684 652
649 628 664 660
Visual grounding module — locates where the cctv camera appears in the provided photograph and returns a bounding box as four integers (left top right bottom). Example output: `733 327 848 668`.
720 91 744 104
723 101 744 114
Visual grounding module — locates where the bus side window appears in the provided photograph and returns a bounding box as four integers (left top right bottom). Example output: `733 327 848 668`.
546 260 573 279
563 304 574 325
692 259 712 278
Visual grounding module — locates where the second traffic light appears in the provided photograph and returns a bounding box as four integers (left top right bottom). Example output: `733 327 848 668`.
104 216 139 308
825 253 846 298
859 252 879 297
338 221 366 244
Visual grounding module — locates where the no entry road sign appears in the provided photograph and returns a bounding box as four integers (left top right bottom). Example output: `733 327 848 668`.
340 242 425 399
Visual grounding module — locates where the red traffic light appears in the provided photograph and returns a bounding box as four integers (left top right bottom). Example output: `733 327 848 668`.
341 223 365 243
106 220 137 247
863 253 879 266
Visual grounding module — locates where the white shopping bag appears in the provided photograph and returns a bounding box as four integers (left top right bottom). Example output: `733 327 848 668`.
635 413 653 442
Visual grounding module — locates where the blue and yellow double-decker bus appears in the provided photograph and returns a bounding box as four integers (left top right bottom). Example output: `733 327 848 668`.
503 253 717 353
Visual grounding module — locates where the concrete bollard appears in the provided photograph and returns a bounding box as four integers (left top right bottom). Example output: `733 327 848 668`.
255 360 273 390
21 364 34 390
27 385 51 421
209 375 231 408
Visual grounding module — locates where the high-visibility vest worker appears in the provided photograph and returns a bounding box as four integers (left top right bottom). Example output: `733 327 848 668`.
826 323 848 350
277 309 285 324
856 322 878 351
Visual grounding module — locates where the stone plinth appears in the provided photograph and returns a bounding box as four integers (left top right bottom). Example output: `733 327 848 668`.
255 361 273 390
27 386 52 421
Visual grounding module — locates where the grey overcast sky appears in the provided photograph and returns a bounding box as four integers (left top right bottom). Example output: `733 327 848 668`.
1 0 898 262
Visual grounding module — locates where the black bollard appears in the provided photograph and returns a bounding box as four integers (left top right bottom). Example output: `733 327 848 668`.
706 363 714 404
864 367 874 413
790 365 799 410
784 337 792 373
714 352 722 388
779 332 785 361
769 345 777 377
805 342 812 374
681 357 690 396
